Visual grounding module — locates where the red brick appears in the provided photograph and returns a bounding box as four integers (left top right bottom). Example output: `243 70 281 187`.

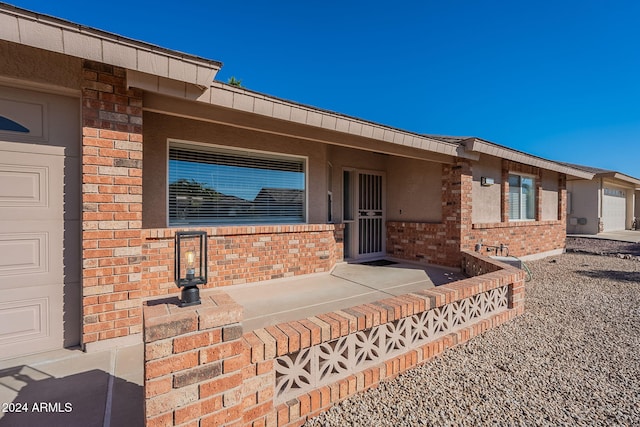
145 351 198 380
200 372 242 398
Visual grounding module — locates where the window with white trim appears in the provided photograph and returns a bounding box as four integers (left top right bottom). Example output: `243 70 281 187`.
169 142 306 225
508 174 536 220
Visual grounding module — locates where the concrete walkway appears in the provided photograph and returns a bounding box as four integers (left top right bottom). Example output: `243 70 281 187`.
222 260 464 331
568 230 640 243
0 344 143 427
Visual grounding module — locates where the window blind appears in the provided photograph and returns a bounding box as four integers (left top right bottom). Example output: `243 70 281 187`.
508 174 535 220
169 144 305 225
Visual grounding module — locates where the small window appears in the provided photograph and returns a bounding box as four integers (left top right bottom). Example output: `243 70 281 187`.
509 174 535 220
169 142 306 225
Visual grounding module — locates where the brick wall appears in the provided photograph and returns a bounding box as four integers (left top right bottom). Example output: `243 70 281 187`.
143 251 524 426
143 293 247 426
141 225 344 298
389 159 568 265
467 221 566 257
81 60 144 347
386 161 470 268
465 159 567 257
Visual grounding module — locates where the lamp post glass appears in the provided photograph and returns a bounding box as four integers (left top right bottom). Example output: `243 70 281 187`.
185 250 196 280
175 231 207 307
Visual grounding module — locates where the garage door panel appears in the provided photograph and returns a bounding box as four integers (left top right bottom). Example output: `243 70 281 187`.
0 165 47 206
0 222 63 286
0 149 62 221
0 284 62 354
603 188 626 232
0 88 77 360
0 232 48 277
0 143 64 359
0 297 48 343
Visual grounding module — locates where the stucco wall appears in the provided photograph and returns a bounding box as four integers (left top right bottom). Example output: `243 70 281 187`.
0 41 81 90
325 145 387 223
566 180 599 234
386 156 442 222
143 111 329 228
636 190 640 228
471 156 502 224
541 169 559 221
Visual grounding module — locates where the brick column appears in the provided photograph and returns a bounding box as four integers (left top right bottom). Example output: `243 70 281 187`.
441 161 472 264
501 161 510 223
81 60 144 347
143 293 248 427
558 173 567 221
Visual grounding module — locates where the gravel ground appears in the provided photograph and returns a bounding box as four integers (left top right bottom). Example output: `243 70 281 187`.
567 237 640 259
305 246 640 426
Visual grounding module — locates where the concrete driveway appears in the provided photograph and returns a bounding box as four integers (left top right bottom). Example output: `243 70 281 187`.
568 230 640 243
0 345 143 427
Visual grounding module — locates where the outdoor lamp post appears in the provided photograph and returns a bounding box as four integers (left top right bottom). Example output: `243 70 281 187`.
175 231 207 307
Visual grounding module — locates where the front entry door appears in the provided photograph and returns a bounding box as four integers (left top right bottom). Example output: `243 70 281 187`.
357 172 384 258
0 141 64 359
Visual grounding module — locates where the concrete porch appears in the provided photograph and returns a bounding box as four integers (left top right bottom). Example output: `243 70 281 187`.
220 260 465 332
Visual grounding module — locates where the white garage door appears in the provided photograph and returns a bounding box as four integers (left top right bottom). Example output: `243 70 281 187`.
602 188 626 232
0 141 64 359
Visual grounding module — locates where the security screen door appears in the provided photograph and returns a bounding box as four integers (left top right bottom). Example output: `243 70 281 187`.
357 172 384 258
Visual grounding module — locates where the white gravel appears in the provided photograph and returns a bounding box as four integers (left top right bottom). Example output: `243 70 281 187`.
305 249 640 426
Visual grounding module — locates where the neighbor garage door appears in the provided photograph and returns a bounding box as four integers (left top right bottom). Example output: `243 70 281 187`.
602 187 626 232
0 141 65 359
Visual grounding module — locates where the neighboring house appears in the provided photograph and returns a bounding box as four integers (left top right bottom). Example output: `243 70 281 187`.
560 163 640 234
0 3 592 361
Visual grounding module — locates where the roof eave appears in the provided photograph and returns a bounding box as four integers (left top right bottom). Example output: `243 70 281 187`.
596 172 640 186
464 138 594 179
0 3 221 86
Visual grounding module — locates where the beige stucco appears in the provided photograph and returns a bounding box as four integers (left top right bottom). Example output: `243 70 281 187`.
541 170 559 221
567 177 638 234
386 156 442 222
567 180 601 234
0 41 81 93
471 156 502 224
143 111 449 229
636 190 640 227
143 111 329 227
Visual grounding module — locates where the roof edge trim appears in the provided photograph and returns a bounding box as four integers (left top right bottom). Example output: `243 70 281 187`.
466 139 594 179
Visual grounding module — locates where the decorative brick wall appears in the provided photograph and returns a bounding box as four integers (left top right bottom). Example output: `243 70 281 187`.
141 224 344 297
81 60 144 347
143 293 247 426
143 251 524 426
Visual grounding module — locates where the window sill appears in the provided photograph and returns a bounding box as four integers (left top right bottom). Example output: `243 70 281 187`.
472 220 562 230
143 223 344 239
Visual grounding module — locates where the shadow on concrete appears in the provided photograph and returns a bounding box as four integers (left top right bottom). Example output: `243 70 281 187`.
0 366 142 427
577 270 640 283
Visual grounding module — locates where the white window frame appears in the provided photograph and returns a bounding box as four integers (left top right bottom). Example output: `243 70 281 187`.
166 139 308 226
508 173 536 221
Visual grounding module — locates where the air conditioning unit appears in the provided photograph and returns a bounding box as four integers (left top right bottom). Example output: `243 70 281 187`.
490 256 523 269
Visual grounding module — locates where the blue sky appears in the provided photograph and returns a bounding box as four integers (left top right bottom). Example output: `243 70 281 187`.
11 1 640 178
